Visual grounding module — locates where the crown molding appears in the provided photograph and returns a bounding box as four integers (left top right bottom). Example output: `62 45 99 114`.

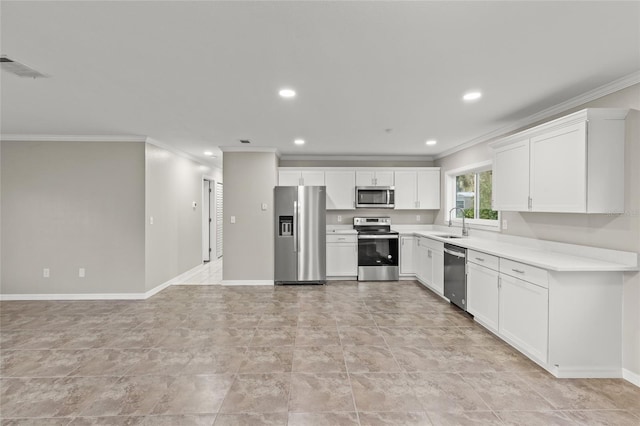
0 134 147 142
279 154 434 162
219 146 280 154
434 70 640 160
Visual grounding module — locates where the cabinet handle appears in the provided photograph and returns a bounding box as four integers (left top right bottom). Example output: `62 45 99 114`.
512 268 525 274
300 177 304 186
528 196 532 210
498 276 501 289
338 238 346 241
475 257 485 262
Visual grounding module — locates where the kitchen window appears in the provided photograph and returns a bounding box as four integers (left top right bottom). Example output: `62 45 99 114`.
446 161 500 230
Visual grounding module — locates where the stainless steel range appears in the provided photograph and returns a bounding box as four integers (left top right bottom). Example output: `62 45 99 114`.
354 217 399 281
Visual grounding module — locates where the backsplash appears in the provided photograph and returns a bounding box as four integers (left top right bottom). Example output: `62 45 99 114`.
326 209 436 225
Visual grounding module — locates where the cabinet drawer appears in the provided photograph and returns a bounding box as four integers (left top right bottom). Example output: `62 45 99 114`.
327 234 357 244
499 258 548 288
423 237 444 253
468 250 499 271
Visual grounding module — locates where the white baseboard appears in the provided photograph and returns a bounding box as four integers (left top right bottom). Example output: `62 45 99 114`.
0 292 147 301
623 368 640 387
0 263 207 301
222 280 274 286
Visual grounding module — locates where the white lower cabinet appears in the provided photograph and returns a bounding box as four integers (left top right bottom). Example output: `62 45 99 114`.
498 273 549 365
326 235 357 277
467 262 499 333
431 248 444 295
400 236 414 275
413 236 443 296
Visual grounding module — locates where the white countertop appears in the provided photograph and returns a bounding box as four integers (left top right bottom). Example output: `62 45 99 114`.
394 229 638 273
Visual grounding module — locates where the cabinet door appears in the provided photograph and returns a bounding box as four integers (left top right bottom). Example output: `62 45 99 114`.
431 249 444 295
278 171 301 186
416 170 440 209
301 171 325 186
394 171 417 209
424 248 434 286
375 171 394 187
400 236 415 274
467 263 499 333
530 122 586 213
499 274 548 364
327 243 357 276
493 139 530 211
325 171 355 210
355 171 375 186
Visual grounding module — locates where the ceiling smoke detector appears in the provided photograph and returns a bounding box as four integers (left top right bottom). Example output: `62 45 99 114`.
1 55 49 78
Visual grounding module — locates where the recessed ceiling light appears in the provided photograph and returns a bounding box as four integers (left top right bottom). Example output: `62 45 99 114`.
463 91 482 101
425 140 437 146
294 139 305 145
279 88 296 98
204 151 214 156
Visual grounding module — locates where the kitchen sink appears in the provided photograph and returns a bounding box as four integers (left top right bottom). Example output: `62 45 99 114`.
433 234 463 239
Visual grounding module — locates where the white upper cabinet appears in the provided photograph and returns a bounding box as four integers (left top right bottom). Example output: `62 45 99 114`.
530 123 586 212
356 170 394 187
417 170 440 209
493 139 530 211
393 169 440 210
394 171 418 209
278 170 325 186
325 171 356 210
490 108 628 214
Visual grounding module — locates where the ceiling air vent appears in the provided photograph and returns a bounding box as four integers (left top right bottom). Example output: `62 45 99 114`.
1 55 49 78
240 139 251 144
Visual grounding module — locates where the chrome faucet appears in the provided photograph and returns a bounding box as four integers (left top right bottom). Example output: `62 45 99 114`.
448 207 469 237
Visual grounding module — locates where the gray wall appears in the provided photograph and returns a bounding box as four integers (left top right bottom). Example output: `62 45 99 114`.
435 84 640 377
223 152 278 281
145 143 209 291
1 141 146 294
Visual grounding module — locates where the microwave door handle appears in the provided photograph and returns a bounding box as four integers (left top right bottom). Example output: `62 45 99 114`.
387 189 390 204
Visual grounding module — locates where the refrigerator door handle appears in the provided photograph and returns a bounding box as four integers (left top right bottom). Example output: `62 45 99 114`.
293 200 298 253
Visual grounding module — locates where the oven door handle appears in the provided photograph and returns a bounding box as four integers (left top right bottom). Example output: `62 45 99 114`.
358 234 399 240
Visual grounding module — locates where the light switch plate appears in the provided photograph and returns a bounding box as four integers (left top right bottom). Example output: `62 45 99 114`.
337 215 342 222
502 219 508 230
79 268 85 278
261 203 267 211
231 216 236 224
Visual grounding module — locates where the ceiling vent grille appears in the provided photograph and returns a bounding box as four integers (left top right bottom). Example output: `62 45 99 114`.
1 55 49 78
240 139 251 144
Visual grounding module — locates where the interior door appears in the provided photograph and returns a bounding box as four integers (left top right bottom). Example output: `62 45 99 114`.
215 182 223 259
202 180 211 262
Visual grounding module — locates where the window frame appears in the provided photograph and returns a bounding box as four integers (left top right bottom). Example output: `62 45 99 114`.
444 160 501 231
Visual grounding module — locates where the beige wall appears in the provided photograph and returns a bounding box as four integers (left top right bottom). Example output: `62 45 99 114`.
1 141 146 294
145 144 209 291
435 84 640 377
223 152 278 281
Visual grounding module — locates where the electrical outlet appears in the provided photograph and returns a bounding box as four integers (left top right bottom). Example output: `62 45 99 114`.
43 268 50 278
337 215 342 222
502 219 508 230
416 215 421 222
149 216 154 225
79 268 85 278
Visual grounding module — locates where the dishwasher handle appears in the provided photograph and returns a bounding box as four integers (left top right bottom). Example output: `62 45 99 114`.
444 248 466 259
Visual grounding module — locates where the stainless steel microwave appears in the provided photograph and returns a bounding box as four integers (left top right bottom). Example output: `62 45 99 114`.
356 187 395 208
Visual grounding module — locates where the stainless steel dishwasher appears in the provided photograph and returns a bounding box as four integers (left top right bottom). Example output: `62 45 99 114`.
444 243 467 311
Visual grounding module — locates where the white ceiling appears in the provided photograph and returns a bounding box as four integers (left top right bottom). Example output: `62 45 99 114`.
1 1 639 167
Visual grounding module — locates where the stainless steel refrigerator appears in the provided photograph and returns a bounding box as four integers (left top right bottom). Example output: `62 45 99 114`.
274 186 326 284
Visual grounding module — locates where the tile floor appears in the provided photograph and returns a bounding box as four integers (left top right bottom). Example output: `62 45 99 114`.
1 280 639 425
